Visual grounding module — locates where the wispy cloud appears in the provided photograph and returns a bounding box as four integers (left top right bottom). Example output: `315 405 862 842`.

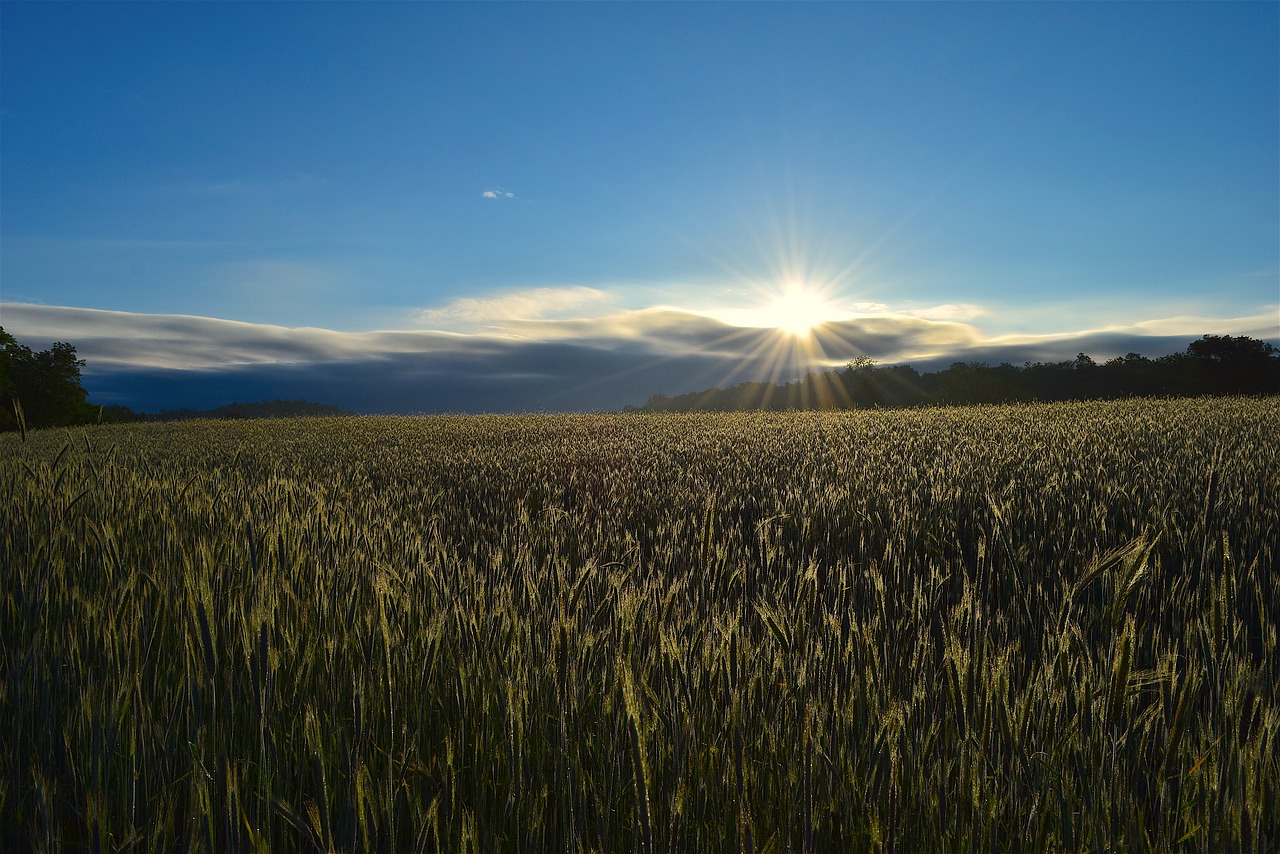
481 188 516 199
1129 311 1279 337
179 174 325 197
220 259 345 302
899 304 990 321
414 286 609 329
846 302 989 321
2 235 252 251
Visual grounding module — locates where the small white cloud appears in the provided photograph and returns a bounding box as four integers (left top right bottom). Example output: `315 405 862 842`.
481 189 516 199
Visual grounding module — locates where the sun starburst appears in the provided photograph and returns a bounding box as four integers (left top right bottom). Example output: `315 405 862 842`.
764 282 844 338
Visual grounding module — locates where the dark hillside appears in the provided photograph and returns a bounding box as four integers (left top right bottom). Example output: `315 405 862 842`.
149 399 352 421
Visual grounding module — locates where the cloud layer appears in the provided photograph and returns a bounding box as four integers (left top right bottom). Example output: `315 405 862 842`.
2 300 1276 413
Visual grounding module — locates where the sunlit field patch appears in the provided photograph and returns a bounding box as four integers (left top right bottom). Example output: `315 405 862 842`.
2 398 1277 851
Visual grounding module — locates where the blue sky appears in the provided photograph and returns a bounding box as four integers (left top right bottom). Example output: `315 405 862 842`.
2 2 1277 412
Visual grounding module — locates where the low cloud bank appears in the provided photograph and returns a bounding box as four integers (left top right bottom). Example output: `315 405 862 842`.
3 302 1276 413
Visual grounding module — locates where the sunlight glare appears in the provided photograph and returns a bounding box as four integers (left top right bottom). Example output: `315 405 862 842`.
765 282 842 337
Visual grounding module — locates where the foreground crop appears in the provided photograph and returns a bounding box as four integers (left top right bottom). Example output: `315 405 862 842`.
2 399 1278 851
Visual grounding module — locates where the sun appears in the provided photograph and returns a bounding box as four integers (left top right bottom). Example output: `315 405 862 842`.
705 279 849 338
764 283 842 337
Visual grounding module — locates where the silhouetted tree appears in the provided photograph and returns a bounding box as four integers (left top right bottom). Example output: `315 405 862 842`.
1184 334 1280 394
1 326 90 430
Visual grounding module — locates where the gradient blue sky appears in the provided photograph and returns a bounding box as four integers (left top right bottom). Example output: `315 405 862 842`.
2 2 1277 412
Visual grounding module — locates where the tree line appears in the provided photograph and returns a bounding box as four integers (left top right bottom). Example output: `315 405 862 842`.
630 335 1280 412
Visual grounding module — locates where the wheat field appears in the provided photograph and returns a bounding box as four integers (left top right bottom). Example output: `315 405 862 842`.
2 397 1277 851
